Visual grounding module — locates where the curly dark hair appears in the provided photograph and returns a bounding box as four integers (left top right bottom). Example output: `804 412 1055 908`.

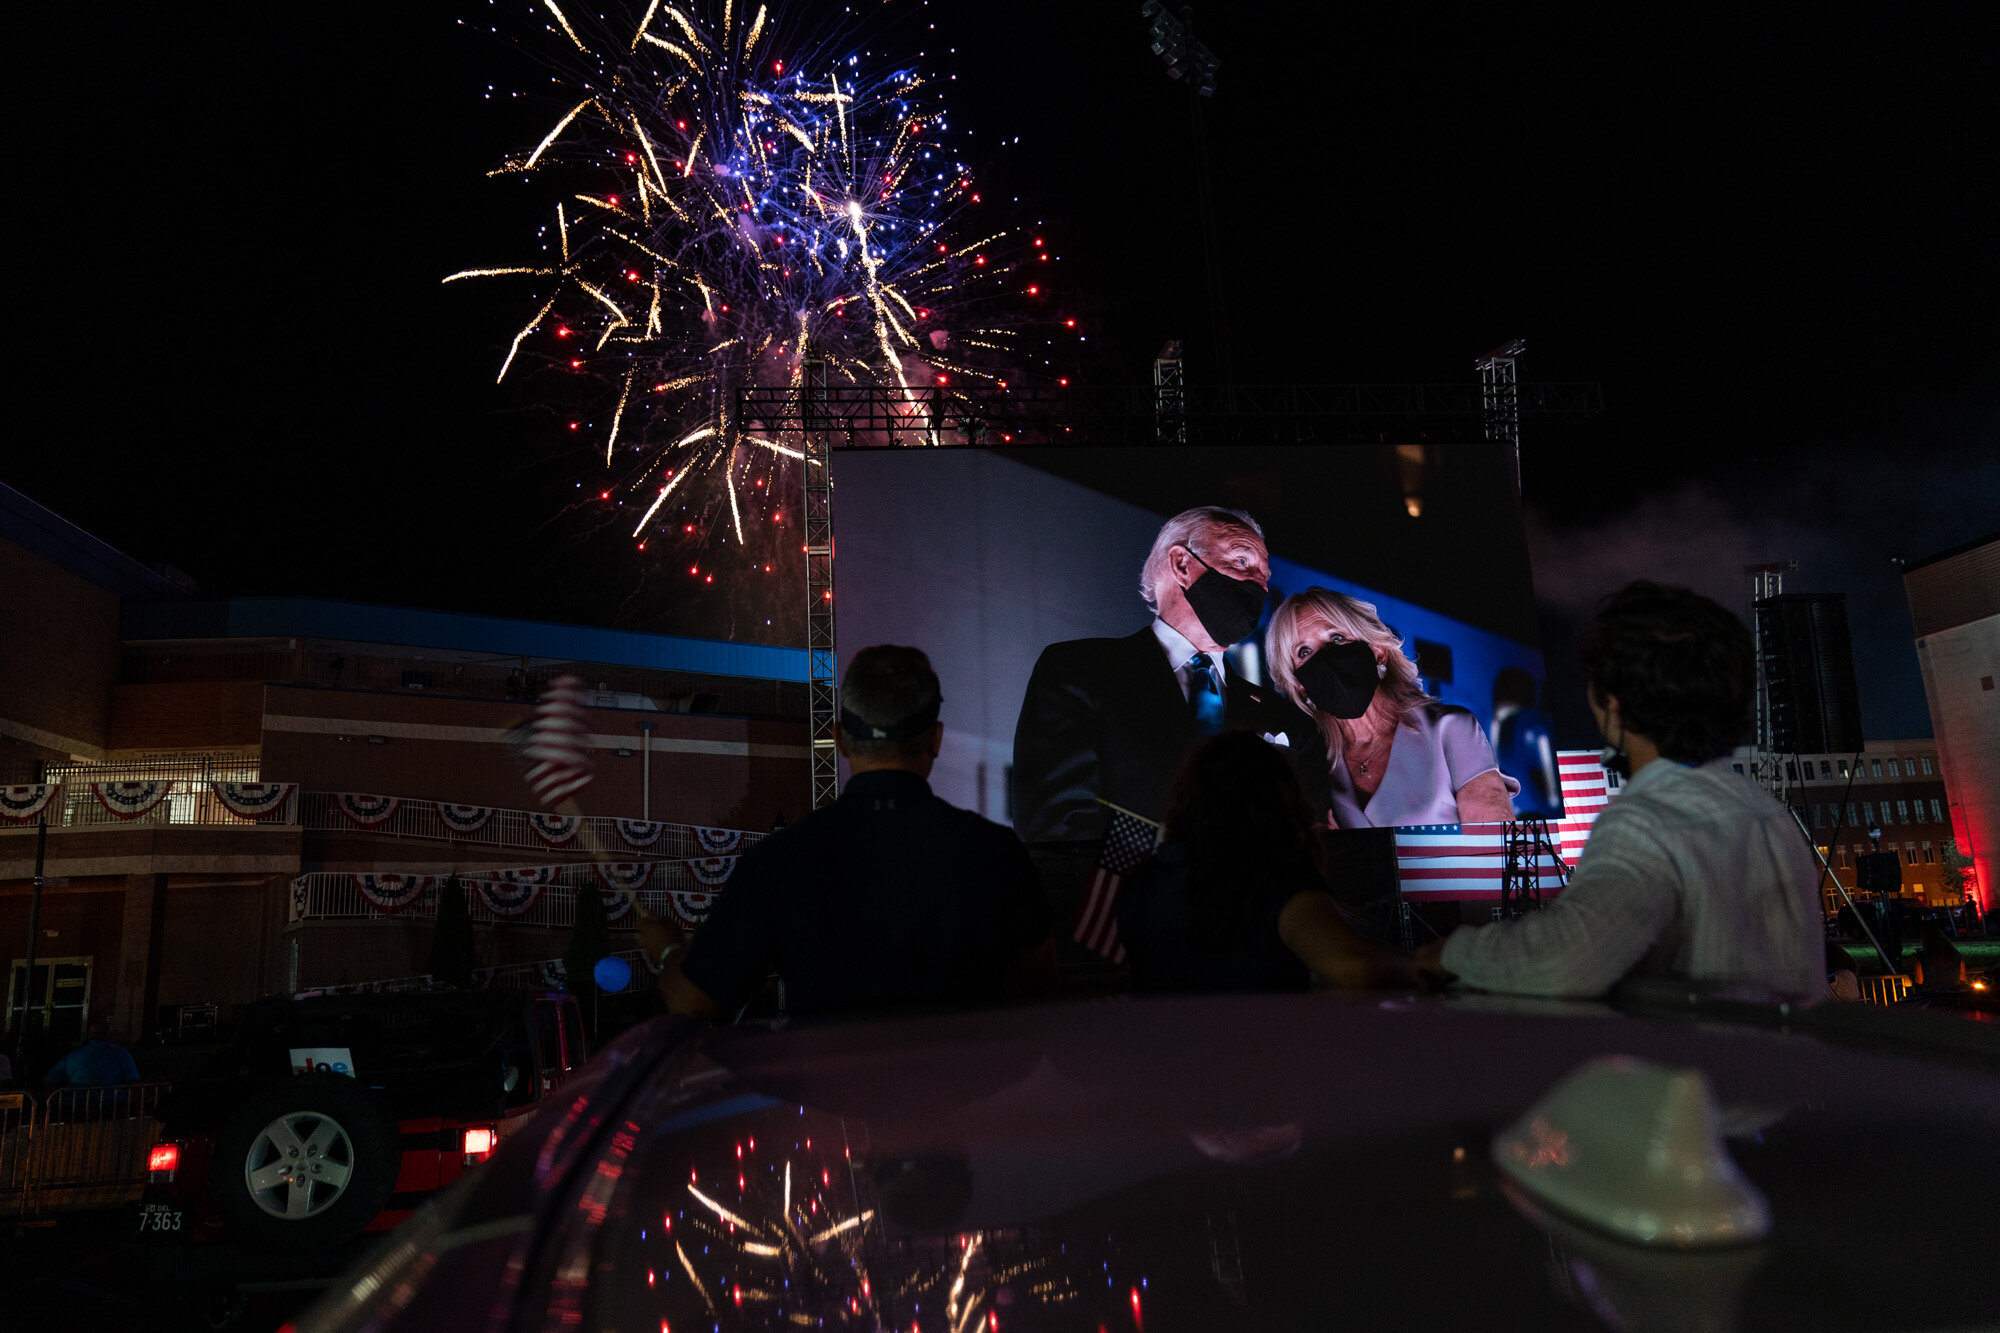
1577 581 1753 762
1162 731 1327 948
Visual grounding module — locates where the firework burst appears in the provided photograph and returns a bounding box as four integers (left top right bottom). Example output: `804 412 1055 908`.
452 0 1037 554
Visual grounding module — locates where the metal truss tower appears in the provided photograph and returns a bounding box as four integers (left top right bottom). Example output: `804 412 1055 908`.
801 360 839 809
1476 339 1526 488
1153 341 1187 444
1744 560 1797 801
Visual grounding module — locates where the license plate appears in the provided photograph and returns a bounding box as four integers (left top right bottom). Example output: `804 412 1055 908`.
134 1202 186 1235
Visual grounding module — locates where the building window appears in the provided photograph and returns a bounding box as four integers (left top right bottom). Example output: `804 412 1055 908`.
1923 842 1934 862
1863 802 1876 824
1847 803 1859 824
1903 758 1916 776
1811 803 1824 827
1837 759 1850 777
1732 763 1744 775
1905 843 1919 864
1931 798 1943 822
1819 760 1832 778
1897 800 1910 821
1921 756 1934 776
1870 759 1883 778
1786 761 1799 782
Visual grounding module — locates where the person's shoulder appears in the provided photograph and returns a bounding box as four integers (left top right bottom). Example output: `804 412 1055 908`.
1032 629 1154 672
1412 700 1476 730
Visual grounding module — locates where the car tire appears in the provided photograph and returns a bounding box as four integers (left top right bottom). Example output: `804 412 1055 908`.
209 1073 402 1253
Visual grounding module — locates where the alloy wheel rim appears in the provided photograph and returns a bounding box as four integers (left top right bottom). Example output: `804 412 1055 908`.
243 1111 356 1219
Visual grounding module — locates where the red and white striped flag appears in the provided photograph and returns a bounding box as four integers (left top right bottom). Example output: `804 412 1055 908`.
1072 803 1161 965
523 674 595 807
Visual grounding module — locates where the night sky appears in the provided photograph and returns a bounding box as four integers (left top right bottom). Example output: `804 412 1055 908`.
6 2 1996 748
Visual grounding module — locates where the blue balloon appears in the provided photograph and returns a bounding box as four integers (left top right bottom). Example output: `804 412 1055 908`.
592 956 633 993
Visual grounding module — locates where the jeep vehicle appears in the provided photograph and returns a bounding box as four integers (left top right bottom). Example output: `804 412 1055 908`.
138 989 587 1288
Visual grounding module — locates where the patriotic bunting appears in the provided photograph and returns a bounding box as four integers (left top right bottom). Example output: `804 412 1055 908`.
436 802 494 834
473 879 543 917
491 865 561 885
616 818 665 848
352 873 436 914
692 826 744 855
527 811 581 846
665 891 716 932
522 674 594 806
684 856 738 887
93 781 172 820
595 862 655 893
0 783 61 823
213 782 297 820
335 793 401 827
599 885 633 922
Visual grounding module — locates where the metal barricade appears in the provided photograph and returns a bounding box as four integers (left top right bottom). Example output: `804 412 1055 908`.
1856 974 1913 1005
5 1082 169 1218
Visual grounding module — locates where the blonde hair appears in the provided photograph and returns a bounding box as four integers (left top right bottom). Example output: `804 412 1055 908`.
1266 588 1432 763
1138 507 1264 615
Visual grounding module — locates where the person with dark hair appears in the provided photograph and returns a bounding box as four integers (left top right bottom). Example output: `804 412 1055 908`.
1118 731 1409 993
639 646 1055 1018
1415 581 1824 998
1491 665 1561 819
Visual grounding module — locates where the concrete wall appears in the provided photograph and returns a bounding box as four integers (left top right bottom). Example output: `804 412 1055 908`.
108 681 266 755
1915 614 1999 911
0 535 121 763
259 684 808 829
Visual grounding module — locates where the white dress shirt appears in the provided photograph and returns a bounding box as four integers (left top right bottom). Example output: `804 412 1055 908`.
1440 758 1825 999
1151 618 1224 705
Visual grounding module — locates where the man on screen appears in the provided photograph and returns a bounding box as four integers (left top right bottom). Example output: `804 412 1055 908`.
1013 506 1318 842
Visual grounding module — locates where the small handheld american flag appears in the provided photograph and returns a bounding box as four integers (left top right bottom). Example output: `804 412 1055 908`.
1071 801 1161 965
522 674 596 808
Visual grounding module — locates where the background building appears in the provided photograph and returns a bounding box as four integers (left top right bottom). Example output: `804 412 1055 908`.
1902 532 1998 915
1 482 808 1042
1741 741 1960 911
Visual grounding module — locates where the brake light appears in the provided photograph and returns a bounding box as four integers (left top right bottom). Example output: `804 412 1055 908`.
462 1126 497 1163
148 1142 180 1181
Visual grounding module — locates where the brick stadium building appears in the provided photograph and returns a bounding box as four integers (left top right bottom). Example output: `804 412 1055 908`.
1 482 808 1042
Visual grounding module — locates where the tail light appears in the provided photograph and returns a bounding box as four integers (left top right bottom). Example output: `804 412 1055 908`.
462 1126 497 1164
148 1141 181 1182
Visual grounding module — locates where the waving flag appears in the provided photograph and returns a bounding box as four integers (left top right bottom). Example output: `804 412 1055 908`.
1073 802 1161 965
522 674 594 808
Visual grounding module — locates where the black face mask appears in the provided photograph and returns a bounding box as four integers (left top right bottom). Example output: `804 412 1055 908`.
1294 638 1380 719
1180 548 1267 647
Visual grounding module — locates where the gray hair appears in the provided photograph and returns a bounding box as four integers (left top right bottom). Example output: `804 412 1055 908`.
839 645 942 760
1138 506 1266 615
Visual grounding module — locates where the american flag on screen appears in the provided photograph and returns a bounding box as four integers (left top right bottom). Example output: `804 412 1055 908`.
1072 803 1161 965
1389 751 1621 900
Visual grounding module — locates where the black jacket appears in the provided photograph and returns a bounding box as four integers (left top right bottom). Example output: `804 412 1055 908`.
1011 627 1322 842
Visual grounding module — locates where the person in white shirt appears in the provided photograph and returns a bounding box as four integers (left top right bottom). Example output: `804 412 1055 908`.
1414 581 1824 999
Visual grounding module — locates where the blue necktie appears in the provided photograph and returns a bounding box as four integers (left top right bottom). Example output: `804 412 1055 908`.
1187 653 1225 735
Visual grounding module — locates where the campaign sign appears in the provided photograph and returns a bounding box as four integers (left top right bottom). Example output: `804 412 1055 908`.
290 1046 356 1077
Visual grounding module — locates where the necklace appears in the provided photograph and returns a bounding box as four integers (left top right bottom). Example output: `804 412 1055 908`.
1347 726 1391 778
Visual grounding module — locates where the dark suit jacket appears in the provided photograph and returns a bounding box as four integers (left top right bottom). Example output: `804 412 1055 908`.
1011 627 1323 842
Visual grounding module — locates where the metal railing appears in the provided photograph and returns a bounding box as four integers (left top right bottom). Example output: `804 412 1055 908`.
299 949 656 997
288 872 725 930
0 761 291 831
0 1082 169 1217
1857 974 1914 1005
295 792 762 860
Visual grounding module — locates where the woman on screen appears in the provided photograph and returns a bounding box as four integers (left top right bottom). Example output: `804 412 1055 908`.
1267 588 1518 829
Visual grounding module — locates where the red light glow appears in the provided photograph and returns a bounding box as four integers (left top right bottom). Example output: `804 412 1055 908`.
462 1126 496 1157
974 255 986 266
147 1142 180 1174
1065 319 1077 328
1027 286 1039 295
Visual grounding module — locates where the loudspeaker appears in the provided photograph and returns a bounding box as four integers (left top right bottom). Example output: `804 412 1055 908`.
1756 594 1866 755
1856 851 1903 893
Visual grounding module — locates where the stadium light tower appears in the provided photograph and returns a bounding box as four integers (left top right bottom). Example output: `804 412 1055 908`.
1141 1 1219 95
1140 3 1228 379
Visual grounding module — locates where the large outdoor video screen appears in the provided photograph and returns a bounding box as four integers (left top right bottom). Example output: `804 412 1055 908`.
833 444 1558 840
